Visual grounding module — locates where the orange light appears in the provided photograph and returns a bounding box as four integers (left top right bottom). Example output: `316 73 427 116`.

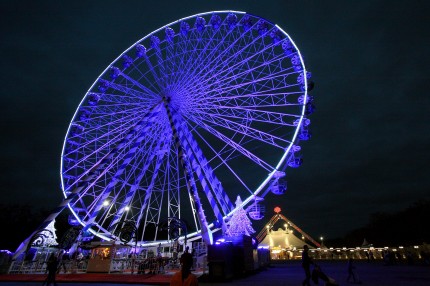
274 206 281 213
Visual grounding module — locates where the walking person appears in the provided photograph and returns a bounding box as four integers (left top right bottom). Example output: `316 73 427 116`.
43 253 59 286
347 258 360 284
302 245 313 286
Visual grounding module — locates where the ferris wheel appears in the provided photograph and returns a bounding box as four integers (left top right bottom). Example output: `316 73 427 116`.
60 11 314 246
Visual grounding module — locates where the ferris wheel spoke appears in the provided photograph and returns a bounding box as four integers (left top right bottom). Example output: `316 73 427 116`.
72 104 148 136
187 64 294 109
84 91 147 106
86 102 144 115
198 111 292 148
167 20 236 91
207 76 300 104
64 134 132 181
169 35 225 92
84 126 162 224
181 124 234 215
64 104 150 168
103 136 161 217
174 26 212 81
164 151 181 222
63 136 133 193
211 56 303 104
187 31 279 91
143 190 164 241
149 36 167 90
105 137 162 225
199 105 301 127
205 64 294 98
174 115 232 221
174 17 269 89
142 184 166 240
140 46 166 91
65 149 131 223
199 74 302 106
190 116 274 171
81 106 149 137
169 43 202 93
190 49 264 92
207 87 303 104
113 70 160 100
100 81 155 101
108 134 170 231
192 127 255 196
164 100 214 244
97 189 124 233
194 51 293 99
119 58 164 96
76 104 163 228
71 149 134 213
164 32 176 93
140 150 180 241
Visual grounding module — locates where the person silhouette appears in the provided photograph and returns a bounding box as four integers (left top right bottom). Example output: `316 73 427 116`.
56 250 67 274
43 253 58 286
170 250 198 286
302 245 313 286
347 258 360 284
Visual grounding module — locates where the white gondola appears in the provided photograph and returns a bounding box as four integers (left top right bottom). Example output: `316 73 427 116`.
70 123 84 136
288 157 303 168
271 179 287 195
88 93 101 106
248 197 265 220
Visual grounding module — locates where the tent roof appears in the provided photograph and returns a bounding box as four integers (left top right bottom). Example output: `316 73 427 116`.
259 228 313 249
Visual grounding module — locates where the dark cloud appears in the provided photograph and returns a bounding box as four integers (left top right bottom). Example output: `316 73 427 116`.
1 0 429 242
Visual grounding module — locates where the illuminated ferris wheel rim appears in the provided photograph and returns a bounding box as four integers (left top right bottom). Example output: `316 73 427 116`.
61 9 310 196
59 10 313 246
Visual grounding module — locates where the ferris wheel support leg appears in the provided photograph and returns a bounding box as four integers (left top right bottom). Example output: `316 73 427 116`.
14 147 116 259
179 127 229 231
163 99 213 245
180 150 213 245
12 195 75 260
108 139 167 232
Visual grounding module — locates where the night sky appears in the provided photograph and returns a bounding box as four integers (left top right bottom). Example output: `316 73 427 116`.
1 0 429 242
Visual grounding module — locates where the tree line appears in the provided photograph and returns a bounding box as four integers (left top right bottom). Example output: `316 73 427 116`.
326 199 430 247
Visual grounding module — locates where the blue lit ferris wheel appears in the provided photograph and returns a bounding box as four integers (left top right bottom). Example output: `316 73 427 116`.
60 11 314 246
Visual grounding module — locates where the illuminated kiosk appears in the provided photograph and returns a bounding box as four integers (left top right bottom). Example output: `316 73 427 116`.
85 242 128 273
12 11 315 276
257 207 320 260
